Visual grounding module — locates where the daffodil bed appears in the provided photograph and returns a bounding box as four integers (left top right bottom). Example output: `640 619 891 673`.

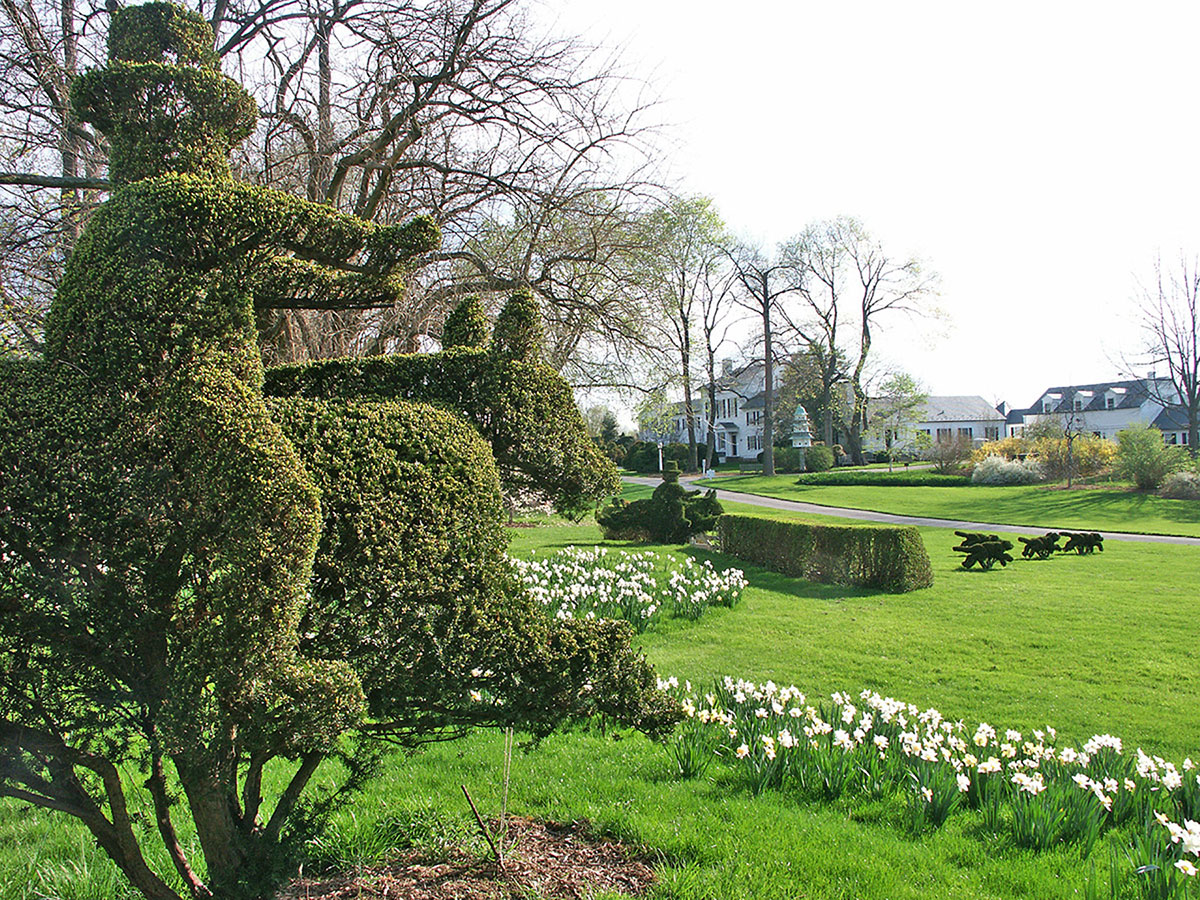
510 547 747 631
662 676 1199 893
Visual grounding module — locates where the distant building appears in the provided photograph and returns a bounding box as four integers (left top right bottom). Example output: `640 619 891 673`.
640 361 795 461
862 395 1006 455
1006 377 1190 446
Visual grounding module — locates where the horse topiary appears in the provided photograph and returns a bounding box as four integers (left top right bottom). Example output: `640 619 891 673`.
952 531 1014 570
1018 532 1062 559
596 461 723 543
0 7 670 898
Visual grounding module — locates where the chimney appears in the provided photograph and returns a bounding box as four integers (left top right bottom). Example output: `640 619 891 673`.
1147 370 1156 379
722 358 733 376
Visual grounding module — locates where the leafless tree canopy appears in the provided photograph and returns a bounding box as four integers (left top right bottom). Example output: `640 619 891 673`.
1 0 664 369
778 216 937 463
1133 254 1200 456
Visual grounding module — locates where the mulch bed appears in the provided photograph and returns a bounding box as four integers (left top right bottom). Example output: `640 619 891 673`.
278 817 655 900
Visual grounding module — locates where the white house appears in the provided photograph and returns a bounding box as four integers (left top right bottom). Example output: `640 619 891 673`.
862 395 1006 455
641 361 808 461
1007 377 1190 446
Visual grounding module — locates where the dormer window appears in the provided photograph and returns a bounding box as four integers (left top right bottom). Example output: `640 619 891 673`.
1106 397 1115 409
1074 399 1082 411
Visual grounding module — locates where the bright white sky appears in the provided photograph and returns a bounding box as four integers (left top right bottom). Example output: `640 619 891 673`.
548 0 1200 411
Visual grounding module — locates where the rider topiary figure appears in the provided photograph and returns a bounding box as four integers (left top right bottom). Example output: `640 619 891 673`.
0 7 671 899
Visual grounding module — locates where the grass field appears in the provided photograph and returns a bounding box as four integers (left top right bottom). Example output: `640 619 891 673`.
707 474 1200 537
5 507 1200 899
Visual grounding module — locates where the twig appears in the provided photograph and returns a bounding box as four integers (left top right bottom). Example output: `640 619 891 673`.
461 784 501 866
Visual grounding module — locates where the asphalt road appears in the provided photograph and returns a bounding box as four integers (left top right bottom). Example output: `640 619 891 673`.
623 476 1200 547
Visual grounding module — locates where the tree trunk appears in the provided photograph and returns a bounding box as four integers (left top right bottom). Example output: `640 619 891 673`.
176 756 245 897
760 271 775 476
848 319 871 466
705 352 718 470
682 337 698 472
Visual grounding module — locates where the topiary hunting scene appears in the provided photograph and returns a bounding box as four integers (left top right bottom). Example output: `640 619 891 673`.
1 3 1199 899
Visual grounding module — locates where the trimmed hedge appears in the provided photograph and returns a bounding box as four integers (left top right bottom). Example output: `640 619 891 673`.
596 461 722 543
717 514 933 593
263 338 620 517
794 471 971 487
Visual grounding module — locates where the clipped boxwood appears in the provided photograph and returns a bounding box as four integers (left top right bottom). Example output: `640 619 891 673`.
793 470 971 487
263 334 620 517
805 444 835 472
717 513 933 593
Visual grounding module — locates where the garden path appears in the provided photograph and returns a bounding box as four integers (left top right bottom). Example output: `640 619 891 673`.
623 476 1200 547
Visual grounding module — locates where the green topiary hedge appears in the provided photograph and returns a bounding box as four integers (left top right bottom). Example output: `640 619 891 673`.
271 397 674 741
717 514 933 593
793 470 971 487
263 311 619 517
0 7 656 898
596 461 722 543
805 444 835 472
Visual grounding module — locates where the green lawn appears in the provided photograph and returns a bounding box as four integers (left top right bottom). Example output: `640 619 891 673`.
709 474 1200 537
7 511 1200 900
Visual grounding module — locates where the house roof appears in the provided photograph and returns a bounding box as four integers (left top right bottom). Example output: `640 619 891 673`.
1026 378 1155 415
918 396 1005 424
1006 407 1031 425
1153 406 1190 430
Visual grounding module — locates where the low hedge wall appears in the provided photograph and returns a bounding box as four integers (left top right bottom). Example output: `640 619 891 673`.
793 471 971 487
717 514 933 593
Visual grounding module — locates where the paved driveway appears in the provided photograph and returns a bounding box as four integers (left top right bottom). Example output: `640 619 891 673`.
623 476 1200 547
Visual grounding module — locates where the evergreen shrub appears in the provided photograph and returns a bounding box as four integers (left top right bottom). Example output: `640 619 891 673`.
597 461 722 543
805 444 835 472
263 308 619 517
717 514 933 593
0 7 663 897
769 446 802 472
794 470 971 487
441 295 490 349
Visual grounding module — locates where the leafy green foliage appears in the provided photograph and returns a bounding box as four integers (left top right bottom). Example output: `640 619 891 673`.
596 462 723 543
71 3 256 185
623 440 689 473
441 295 490 349
0 7 659 898
263 303 620 517
1115 424 1187 490
718 514 933 592
805 444 835 472
490 287 542 362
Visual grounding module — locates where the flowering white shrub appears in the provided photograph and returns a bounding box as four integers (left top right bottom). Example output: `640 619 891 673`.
1160 470 1200 500
971 454 1046 485
510 547 747 633
661 676 1200 885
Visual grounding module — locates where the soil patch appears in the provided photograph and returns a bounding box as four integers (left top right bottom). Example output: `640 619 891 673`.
279 817 654 900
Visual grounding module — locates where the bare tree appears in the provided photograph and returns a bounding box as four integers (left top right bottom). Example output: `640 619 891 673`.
778 223 848 448
726 241 802 476
1132 254 1200 457
0 0 665 371
699 258 740 469
781 217 936 464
